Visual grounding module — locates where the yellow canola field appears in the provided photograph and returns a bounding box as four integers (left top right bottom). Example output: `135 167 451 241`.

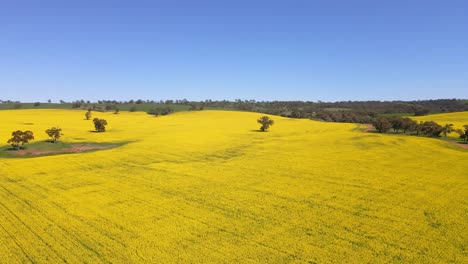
0 109 466 263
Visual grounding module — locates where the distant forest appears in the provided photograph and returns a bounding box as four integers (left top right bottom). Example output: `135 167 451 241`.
1 98 467 124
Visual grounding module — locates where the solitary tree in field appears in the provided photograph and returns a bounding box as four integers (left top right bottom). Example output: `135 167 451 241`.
114 108 120 114
441 123 454 137
372 118 392 133
257 116 274 132
93 118 108 132
85 110 92 120
147 107 174 116
7 130 35 150
45 127 63 143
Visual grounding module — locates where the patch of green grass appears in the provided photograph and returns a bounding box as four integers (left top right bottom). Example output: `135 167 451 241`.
0 141 129 158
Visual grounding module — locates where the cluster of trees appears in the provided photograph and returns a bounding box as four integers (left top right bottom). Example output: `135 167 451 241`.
57 99 190 111
94 99 190 105
189 104 204 111
6 127 63 150
147 107 174 116
314 111 375 123
85 110 108 131
372 117 418 134
371 116 468 141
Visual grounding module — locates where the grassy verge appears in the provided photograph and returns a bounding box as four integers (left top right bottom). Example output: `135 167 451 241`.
0 141 129 158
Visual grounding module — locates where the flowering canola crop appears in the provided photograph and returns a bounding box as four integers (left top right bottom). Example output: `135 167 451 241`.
0 109 466 263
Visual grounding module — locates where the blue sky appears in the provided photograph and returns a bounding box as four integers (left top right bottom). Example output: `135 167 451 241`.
1 0 467 102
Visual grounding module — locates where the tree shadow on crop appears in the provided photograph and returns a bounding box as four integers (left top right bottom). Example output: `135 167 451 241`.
4 146 26 151
250 129 267 133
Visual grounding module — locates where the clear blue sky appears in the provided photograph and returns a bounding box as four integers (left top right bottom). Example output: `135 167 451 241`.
1 0 467 102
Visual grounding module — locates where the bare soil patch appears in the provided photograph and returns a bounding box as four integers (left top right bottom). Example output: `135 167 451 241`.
363 124 374 132
358 124 374 132
452 142 468 149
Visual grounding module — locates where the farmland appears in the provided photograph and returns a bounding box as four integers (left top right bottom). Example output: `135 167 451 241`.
0 109 467 263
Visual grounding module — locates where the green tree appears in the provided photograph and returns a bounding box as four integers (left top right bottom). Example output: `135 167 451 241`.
372 118 391 133
45 127 63 143
85 110 92 120
414 121 424 136
390 117 404 133
401 118 417 133
420 121 443 137
7 130 35 150
441 123 454 137
93 118 108 132
456 125 468 142
257 116 274 132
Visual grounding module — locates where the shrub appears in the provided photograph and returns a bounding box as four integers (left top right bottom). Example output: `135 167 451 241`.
85 110 92 120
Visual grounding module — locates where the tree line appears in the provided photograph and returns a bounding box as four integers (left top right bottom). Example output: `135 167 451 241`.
371 116 468 141
2 99 468 124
